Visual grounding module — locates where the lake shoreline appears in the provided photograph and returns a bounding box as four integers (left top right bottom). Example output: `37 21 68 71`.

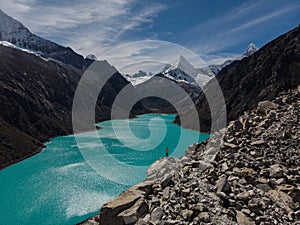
0 114 208 225
1 112 168 170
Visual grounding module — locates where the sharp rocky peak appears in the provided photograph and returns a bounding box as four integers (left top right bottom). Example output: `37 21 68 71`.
244 43 259 56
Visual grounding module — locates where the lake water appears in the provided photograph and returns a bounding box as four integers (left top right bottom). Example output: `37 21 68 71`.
0 114 209 225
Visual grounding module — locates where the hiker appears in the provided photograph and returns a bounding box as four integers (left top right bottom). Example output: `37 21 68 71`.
166 147 169 157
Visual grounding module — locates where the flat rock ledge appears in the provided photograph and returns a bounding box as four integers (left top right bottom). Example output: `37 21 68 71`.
80 86 300 225
100 157 186 225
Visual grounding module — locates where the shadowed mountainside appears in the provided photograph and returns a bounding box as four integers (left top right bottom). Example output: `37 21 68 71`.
0 45 137 169
136 73 201 114
0 121 44 169
175 25 300 132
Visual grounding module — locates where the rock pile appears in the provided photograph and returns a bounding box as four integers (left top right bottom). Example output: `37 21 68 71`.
81 86 300 225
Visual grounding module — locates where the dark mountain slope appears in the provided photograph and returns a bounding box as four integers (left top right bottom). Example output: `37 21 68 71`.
0 45 135 168
0 121 44 169
135 73 201 113
178 25 300 132
0 45 81 141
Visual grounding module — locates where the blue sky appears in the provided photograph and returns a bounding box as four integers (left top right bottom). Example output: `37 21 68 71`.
1 0 300 65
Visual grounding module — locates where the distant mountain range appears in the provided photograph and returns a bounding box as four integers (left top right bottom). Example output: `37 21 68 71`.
0 9 259 89
124 44 259 87
208 43 259 74
124 55 213 87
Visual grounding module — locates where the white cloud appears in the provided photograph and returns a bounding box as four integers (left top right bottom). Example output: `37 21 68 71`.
188 0 300 56
229 3 300 32
201 53 240 66
1 0 167 57
101 40 209 74
1 0 298 70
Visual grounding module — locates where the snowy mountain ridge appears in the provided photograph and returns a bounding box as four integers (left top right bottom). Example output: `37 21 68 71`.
123 43 259 87
124 55 214 87
124 70 155 85
161 55 212 87
0 9 86 69
124 55 213 87
0 9 59 54
162 56 198 84
0 40 41 55
209 43 259 75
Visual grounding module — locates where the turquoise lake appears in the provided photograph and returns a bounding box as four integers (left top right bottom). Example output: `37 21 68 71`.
0 114 209 225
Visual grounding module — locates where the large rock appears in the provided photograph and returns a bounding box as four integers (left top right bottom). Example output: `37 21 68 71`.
198 212 210 223
268 164 285 178
118 198 149 224
216 177 231 194
236 211 255 225
150 207 163 224
99 186 146 225
147 158 181 181
181 209 194 221
257 101 277 114
236 190 254 201
267 190 295 212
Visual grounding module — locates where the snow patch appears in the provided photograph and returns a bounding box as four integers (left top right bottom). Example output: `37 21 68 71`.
162 55 212 87
86 54 98 61
0 41 40 55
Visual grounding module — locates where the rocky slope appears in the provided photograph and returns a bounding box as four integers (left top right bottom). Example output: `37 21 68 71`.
82 85 300 225
0 45 136 169
0 120 44 169
175 25 300 132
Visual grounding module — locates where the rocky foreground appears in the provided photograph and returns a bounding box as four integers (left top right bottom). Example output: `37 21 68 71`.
82 86 300 225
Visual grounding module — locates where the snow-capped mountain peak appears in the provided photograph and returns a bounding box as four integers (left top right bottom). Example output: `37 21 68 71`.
244 43 259 57
0 9 85 69
0 9 45 49
123 55 212 87
0 9 27 40
163 55 196 76
162 55 198 84
176 55 199 77
161 55 212 87
209 43 259 75
86 54 98 61
123 70 154 85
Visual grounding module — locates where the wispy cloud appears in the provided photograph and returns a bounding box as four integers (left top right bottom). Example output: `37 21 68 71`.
114 3 167 40
201 53 240 66
190 1 263 33
100 40 211 74
229 3 300 33
187 0 300 57
1 0 299 69
1 0 167 57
